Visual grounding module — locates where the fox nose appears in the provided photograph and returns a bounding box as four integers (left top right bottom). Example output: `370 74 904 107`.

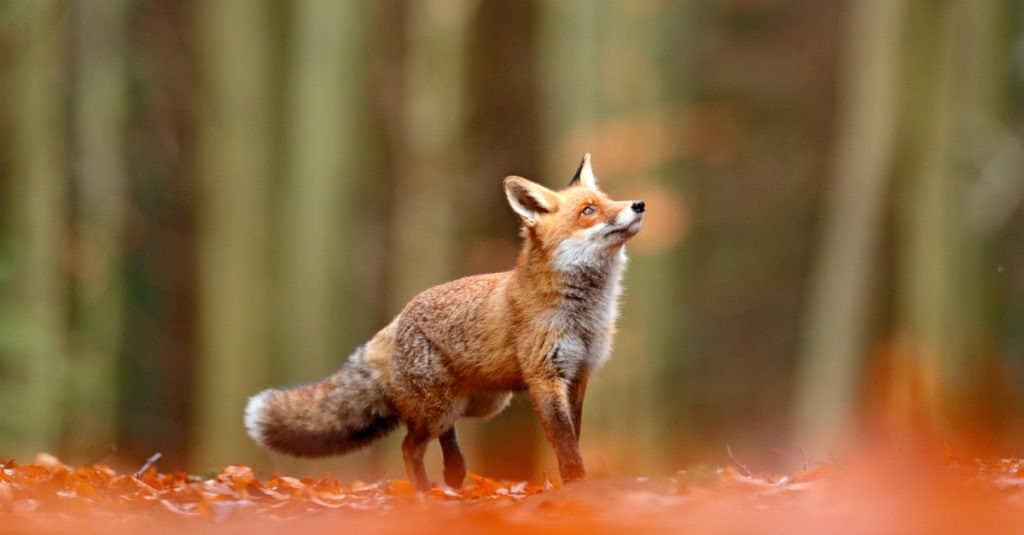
631 201 646 214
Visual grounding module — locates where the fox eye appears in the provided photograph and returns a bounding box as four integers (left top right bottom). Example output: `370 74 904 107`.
580 205 597 217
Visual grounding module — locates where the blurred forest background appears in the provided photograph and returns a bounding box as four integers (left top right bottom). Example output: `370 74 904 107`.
0 0 1022 482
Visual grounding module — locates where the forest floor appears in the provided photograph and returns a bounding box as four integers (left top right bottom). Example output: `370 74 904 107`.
3 450 1024 534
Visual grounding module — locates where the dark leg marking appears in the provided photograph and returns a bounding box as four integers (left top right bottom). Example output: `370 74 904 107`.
569 373 589 443
439 427 467 489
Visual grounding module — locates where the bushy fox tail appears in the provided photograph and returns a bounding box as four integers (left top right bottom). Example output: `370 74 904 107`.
244 345 397 457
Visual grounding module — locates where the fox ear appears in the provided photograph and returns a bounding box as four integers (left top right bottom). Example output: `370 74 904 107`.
504 176 558 225
568 153 597 188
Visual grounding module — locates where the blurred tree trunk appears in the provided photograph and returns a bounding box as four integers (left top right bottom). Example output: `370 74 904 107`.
538 0 602 478
278 0 366 385
650 2 698 469
895 0 1005 440
462 0 545 481
387 0 472 311
952 0 1013 436
193 0 274 470
897 1 957 436
331 0 410 482
540 0 692 474
273 0 375 479
602 2 690 475
641 2 694 474
681 2 842 467
66 0 127 462
540 0 600 179
112 0 199 469
2 0 68 461
793 0 906 454
373 0 472 480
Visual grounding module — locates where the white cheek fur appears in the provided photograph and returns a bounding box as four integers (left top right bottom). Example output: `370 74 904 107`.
552 222 614 272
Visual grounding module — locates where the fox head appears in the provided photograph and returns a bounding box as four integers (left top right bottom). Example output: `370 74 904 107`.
504 153 645 271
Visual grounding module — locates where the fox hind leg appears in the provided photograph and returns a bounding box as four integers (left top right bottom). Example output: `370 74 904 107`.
402 425 432 491
392 324 463 491
439 427 466 488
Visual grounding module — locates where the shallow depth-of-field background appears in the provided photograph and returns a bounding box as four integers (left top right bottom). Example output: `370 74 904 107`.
1 0 1024 516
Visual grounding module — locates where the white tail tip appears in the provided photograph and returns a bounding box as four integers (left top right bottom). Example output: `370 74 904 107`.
244 389 272 445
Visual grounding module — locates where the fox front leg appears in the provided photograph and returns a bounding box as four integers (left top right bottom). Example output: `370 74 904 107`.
528 380 585 483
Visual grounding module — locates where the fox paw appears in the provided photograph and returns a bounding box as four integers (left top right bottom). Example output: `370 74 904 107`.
444 467 466 489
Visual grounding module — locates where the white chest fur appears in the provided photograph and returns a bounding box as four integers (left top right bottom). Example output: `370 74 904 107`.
552 248 627 372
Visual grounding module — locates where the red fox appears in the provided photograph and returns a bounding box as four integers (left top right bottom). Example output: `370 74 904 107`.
244 154 645 490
